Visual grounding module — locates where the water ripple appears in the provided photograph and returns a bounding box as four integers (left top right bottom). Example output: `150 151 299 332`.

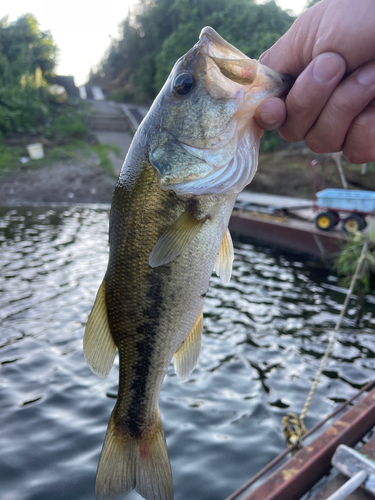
0 206 374 500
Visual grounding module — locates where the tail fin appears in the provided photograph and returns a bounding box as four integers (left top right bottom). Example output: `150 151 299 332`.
95 411 173 500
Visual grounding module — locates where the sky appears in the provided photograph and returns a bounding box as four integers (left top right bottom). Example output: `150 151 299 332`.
5 0 307 87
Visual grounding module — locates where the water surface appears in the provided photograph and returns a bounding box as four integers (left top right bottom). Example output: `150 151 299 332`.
1 206 374 500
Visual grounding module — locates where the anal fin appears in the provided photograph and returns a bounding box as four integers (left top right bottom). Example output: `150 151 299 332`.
174 310 203 381
214 228 234 285
84 280 117 379
149 209 207 268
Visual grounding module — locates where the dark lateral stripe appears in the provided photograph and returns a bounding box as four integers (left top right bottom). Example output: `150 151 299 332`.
120 269 167 437
125 338 156 436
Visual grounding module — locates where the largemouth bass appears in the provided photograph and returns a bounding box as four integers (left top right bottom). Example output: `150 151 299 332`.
84 27 291 500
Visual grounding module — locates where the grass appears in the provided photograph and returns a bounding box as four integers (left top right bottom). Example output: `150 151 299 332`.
0 143 24 175
0 140 121 178
346 161 375 173
91 143 121 174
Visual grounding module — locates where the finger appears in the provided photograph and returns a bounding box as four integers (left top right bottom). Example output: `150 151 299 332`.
278 53 346 143
254 97 286 130
305 61 375 154
342 102 375 163
259 2 327 75
259 0 375 75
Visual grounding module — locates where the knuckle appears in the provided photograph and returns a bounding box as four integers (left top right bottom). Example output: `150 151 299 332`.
329 92 356 118
287 91 316 118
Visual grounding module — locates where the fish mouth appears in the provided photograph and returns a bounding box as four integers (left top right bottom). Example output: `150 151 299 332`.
198 27 257 86
199 27 248 61
198 26 292 93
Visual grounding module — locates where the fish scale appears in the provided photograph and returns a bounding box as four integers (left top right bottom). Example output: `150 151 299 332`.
83 26 292 500
106 160 227 433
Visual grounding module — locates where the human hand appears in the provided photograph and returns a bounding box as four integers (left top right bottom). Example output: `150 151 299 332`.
254 0 375 164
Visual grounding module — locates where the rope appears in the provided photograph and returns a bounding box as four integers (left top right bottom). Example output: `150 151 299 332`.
282 413 306 451
283 240 369 450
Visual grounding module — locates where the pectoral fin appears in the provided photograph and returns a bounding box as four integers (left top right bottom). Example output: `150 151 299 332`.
149 210 206 268
83 281 117 379
214 228 234 284
174 310 203 381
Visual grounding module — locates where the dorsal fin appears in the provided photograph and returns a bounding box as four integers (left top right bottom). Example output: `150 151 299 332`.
214 228 234 284
83 281 117 379
149 209 207 268
174 310 203 381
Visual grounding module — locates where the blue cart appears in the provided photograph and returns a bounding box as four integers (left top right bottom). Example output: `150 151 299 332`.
314 188 375 232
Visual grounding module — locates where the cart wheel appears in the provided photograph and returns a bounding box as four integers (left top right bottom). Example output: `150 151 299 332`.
315 211 337 231
330 211 340 227
342 213 366 233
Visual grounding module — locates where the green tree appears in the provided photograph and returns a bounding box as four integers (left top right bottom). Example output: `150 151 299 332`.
97 0 295 103
305 0 321 8
0 14 57 83
0 14 58 136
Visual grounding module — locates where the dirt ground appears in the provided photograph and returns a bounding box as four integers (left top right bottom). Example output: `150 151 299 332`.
0 142 374 206
254 145 375 198
0 158 116 205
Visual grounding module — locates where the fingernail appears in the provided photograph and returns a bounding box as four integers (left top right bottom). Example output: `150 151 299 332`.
357 63 375 85
312 54 341 84
258 112 278 127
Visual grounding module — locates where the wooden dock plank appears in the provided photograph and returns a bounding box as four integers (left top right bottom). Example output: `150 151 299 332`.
229 211 346 258
311 428 375 499
240 388 375 500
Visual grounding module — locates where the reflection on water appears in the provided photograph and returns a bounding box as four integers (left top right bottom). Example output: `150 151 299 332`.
0 206 374 500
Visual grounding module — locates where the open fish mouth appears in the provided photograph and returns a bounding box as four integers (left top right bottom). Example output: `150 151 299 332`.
197 26 291 101
198 27 258 85
198 26 291 89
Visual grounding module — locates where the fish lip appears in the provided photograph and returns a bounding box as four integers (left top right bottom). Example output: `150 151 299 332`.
178 118 237 151
198 26 247 59
197 28 259 88
197 26 293 94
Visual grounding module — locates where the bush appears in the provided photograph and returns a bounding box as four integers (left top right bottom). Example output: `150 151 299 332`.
46 100 89 142
335 228 375 323
0 83 49 136
260 130 286 153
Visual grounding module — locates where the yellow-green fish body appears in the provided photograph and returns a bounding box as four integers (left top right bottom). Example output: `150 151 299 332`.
84 27 291 500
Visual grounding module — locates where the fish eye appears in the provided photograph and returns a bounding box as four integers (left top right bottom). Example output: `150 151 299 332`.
173 73 195 96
